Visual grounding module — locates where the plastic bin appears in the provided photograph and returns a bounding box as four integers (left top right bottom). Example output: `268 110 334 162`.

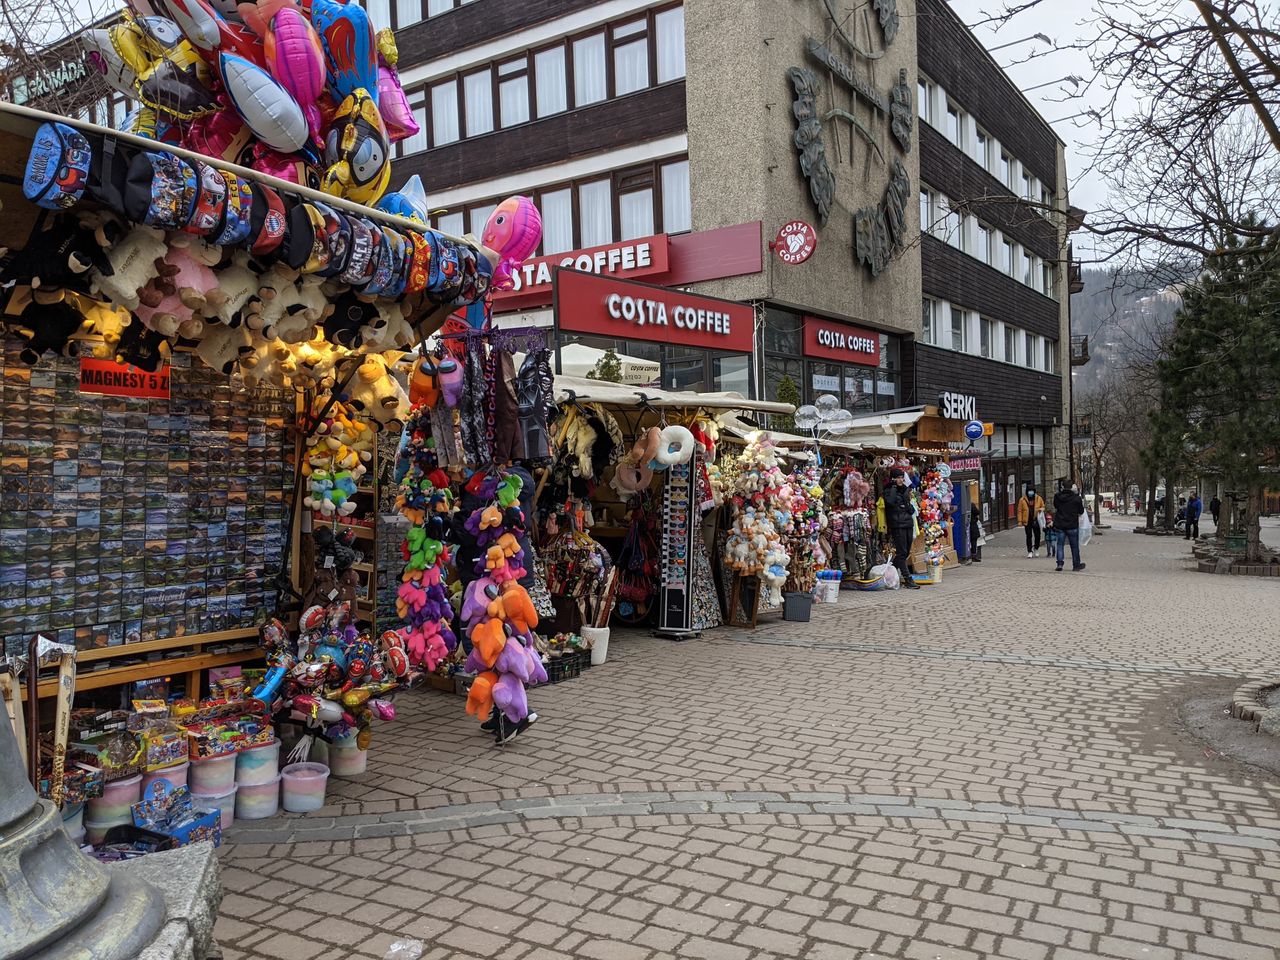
782 592 813 622
84 815 130 846
582 627 609 666
192 785 237 831
328 742 367 777
281 762 330 812
234 775 280 820
87 773 141 824
62 801 84 833
142 761 189 794
235 738 280 786
190 752 237 794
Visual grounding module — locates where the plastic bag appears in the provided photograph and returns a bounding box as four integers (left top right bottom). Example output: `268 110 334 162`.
384 940 425 960
1079 510 1093 547
871 563 900 590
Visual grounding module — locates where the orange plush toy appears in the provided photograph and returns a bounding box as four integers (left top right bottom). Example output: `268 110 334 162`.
465 670 498 720
408 356 441 407
470 618 507 668
496 581 538 635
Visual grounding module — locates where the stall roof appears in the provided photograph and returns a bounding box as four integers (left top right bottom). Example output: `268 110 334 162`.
838 408 928 442
553 375 794 414
715 414 953 460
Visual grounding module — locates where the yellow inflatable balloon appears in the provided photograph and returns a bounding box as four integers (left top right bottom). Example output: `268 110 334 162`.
321 87 391 206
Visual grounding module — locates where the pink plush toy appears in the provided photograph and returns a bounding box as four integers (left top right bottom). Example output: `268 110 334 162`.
163 238 224 313
482 196 542 291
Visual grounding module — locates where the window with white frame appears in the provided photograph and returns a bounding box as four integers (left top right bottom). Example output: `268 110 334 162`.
946 103 963 147
942 197 961 248
1040 184 1053 215
464 69 494 136
436 211 464 238
394 88 428 157
431 80 460 145
918 78 935 124
1042 261 1055 298
497 58 529 128
540 188 574 254
980 318 994 358
919 189 933 235
1002 239 1016 276
1024 332 1036 369
1023 171 1036 202
468 202 497 236
1043 339 1056 373
972 128 989 169
661 159 691 233
1004 324 1018 364
612 19 650 96
1022 250 1035 286
573 34 607 106
950 308 969 353
578 179 613 246
1001 152 1014 190
977 224 994 265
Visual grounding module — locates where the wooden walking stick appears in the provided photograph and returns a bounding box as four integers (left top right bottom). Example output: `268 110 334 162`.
48 644 77 809
0 665 27 770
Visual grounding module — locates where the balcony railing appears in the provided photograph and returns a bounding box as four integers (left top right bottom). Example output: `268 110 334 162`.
1071 335 1090 366
1068 259 1085 294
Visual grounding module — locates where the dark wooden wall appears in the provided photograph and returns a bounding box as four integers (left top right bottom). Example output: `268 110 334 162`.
397 0 601 67
920 236 1061 341
908 342 1063 426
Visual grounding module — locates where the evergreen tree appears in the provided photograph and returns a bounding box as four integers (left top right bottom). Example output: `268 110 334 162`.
586 347 623 383
1153 224 1280 559
773 375 801 433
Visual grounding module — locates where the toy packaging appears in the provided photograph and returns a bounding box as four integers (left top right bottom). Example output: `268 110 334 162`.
131 780 221 848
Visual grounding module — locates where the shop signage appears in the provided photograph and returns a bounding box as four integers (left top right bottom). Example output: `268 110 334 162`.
803 316 881 365
964 420 985 441
949 455 983 472
79 358 171 399
495 234 670 299
939 391 977 420
11 59 88 105
773 220 818 265
554 269 755 353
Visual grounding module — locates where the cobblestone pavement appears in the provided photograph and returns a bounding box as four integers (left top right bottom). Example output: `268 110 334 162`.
216 520 1280 960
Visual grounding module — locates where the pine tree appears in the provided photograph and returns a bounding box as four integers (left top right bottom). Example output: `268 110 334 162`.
1153 224 1280 560
773 375 801 433
586 347 623 383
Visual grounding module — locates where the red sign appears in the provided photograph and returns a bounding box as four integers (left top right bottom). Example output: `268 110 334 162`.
79 358 171 399
948 456 984 472
802 316 881 365
494 234 670 300
773 220 818 265
554 269 755 353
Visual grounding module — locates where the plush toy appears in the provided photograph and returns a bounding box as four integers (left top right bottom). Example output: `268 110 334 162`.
470 618 507 668
90 225 168 310
496 581 538 635
271 275 333 342
492 670 530 723
206 249 260 327
358 299 414 351
12 292 87 364
164 235 223 310
567 417 598 479
465 670 498 721
74 294 132 359
194 321 254 374
345 352 409 424
135 285 199 339
0 219 112 295
113 319 170 372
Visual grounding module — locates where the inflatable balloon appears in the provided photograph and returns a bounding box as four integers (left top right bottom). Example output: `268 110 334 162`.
137 36 219 120
157 0 223 50
185 100 254 161
82 30 140 97
482 196 543 290
220 51 309 152
375 29 418 143
264 7 326 142
250 142 319 189
310 0 378 104
321 87 390 205
107 15 185 76
375 174 428 222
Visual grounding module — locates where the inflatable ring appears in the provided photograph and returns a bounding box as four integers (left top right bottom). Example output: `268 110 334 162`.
656 425 695 466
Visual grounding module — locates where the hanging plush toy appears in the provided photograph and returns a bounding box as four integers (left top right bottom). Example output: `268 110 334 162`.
482 196 542 291
321 87 391 204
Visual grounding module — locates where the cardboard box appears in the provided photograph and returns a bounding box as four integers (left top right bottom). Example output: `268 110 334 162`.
131 780 221 848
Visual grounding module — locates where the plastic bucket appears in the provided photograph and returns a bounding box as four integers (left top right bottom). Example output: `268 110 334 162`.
142 761 189 794
328 741 367 777
68 825 86 848
192 785 237 831
234 775 280 820
62 801 85 833
816 580 839 603
87 773 141 823
235 738 280 786
582 626 610 666
84 816 129 846
281 762 330 813
782 592 813 623
190 753 237 794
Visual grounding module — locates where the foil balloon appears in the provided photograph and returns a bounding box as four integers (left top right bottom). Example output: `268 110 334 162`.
321 87 390 205
264 7 326 142
135 31 220 120
375 29 418 143
185 100 255 161
107 15 185 76
220 51 309 152
375 174 428 222
482 196 543 291
310 0 378 104
250 142 319 189
154 0 223 50
82 30 140 97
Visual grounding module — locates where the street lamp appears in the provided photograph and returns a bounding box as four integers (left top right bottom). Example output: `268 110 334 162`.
1023 74 1083 94
1050 108 1103 124
988 32 1051 53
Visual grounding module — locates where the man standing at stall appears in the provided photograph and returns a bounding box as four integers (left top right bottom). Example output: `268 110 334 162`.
884 468 920 589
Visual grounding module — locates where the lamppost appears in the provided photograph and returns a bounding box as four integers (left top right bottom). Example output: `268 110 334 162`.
1050 108 1103 125
988 32 1051 53
1023 75 1083 94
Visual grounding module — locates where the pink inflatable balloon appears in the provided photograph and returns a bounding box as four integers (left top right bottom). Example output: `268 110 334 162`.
265 7 326 141
184 99 253 161
377 64 419 143
249 142 319 189
483 196 543 291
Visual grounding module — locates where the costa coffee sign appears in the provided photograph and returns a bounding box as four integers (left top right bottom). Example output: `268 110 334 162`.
773 220 818 265
802 316 881 365
495 234 670 299
554 269 754 353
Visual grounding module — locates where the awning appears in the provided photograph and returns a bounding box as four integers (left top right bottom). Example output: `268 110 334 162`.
552 375 794 415
836 408 928 443
557 344 659 386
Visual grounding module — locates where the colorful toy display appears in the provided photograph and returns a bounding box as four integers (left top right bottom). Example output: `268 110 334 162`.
720 433 794 607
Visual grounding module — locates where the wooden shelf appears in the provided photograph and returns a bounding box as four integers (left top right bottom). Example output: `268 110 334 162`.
75 628 258 664
26 648 263 700
351 562 374 573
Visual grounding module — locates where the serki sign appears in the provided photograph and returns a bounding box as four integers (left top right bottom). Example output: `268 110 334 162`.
554 269 755 353
802 316 881 365
772 220 818 265
494 234 670 299
939 391 978 420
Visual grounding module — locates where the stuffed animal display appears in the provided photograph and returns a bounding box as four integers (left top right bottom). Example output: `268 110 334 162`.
720 434 796 607
301 398 374 516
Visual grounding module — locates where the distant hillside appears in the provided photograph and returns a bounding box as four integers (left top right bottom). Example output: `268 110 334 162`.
1070 267 1182 390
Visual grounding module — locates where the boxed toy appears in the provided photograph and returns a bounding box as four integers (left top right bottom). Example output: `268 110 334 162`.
179 699 272 759
131 780 221 848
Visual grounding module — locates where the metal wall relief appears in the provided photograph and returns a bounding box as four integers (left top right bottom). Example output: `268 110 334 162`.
788 67 837 226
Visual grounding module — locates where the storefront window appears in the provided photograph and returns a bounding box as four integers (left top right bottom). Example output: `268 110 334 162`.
809 361 841 399
763 309 801 354
844 367 875 413
764 355 802 403
714 354 751 395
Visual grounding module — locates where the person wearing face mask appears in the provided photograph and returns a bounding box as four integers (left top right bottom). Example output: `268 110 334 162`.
1017 486 1045 558
883 467 921 589
1052 480 1087 571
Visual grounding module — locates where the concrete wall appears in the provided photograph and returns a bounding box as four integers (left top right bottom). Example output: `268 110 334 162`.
683 0 921 335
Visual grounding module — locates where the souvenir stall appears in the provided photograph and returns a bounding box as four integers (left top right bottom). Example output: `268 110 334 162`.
0 0 564 852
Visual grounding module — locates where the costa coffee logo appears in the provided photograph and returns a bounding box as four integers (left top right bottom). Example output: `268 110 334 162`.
774 220 818 265
814 327 875 353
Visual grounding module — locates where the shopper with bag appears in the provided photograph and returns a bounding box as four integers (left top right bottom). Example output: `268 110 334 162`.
1017 487 1045 558
883 467 921 589
1052 481 1087 572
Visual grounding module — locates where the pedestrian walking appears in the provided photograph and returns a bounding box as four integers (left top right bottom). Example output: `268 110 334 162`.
1017 486 1045 558
1043 511 1058 558
1052 481 1087 571
968 481 983 563
1184 490 1202 540
1209 495 1221 526
883 467 921 589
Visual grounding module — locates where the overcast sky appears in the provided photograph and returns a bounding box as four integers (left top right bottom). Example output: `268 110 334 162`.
946 0 1119 265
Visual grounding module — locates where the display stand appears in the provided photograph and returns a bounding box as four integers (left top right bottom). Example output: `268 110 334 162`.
655 451 701 639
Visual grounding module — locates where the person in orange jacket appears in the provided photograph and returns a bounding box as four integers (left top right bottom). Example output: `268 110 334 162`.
1016 486 1045 558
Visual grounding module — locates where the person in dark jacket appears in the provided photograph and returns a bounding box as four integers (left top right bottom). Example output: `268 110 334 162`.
967 480 983 563
883 468 920 589
1051 481 1087 572
1209 495 1222 526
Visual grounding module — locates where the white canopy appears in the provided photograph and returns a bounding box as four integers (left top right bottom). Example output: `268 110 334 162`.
552 375 794 415
556 344 659 385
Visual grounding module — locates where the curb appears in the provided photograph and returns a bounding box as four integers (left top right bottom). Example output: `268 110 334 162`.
1230 678 1280 734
